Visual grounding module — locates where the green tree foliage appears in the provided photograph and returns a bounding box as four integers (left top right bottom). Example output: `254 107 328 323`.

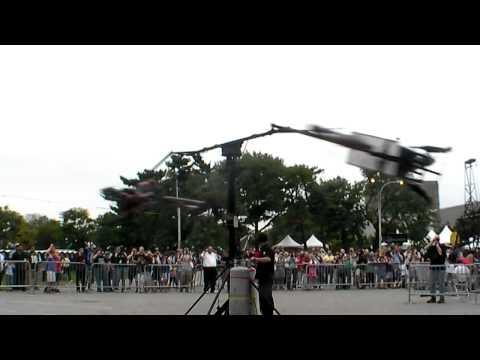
93 212 122 248
0 206 30 248
60 208 96 249
455 208 480 244
237 152 285 234
309 177 367 250
269 165 322 247
32 219 64 250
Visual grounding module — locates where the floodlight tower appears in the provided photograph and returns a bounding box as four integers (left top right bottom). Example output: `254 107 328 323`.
464 158 479 215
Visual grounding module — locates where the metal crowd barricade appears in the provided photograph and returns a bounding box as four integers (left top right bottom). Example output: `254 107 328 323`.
407 263 480 304
83 263 216 293
32 261 92 292
272 262 410 290
0 260 31 290
2 260 250 294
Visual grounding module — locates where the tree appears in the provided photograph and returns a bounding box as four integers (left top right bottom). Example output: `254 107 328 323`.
455 208 480 244
269 164 322 247
0 206 29 248
33 219 64 250
61 208 96 249
23 213 65 250
237 152 286 234
309 177 367 250
93 212 122 248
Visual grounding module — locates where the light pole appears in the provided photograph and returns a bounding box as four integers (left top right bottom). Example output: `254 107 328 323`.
375 179 404 251
176 171 181 251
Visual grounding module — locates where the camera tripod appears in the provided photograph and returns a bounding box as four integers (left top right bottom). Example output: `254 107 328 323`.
185 262 281 316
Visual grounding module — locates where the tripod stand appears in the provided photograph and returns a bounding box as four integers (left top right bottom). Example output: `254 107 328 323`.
185 262 281 316
185 264 231 315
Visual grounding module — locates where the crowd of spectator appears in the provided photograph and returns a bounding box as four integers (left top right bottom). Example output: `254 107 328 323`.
1 241 479 293
0 242 225 293
268 244 480 290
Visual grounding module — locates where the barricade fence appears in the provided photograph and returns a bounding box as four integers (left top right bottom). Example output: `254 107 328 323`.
0 260 31 289
9 262 229 293
2 260 478 300
274 262 409 290
407 263 480 304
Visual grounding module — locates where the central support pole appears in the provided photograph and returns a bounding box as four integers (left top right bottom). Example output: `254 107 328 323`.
222 141 243 265
221 141 243 315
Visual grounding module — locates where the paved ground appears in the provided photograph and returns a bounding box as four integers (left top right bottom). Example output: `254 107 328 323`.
1 289 480 315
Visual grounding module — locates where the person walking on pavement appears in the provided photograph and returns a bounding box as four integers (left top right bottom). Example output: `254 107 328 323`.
201 246 218 293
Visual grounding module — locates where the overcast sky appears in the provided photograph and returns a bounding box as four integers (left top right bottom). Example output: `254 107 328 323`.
1 45 479 220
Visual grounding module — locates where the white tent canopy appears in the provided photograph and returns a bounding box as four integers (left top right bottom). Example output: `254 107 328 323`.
402 240 413 248
306 235 324 248
439 225 452 245
425 229 438 242
273 235 303 248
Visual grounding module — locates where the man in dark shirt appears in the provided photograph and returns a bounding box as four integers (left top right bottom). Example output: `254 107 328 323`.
10 244 28 291
251 233 275 316
425 235 447 303
93 248 107 292
74 247 86 292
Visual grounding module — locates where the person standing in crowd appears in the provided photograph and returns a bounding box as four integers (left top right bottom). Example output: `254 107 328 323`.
0 250 6 286
144 249 154 292
84 242 93 290
110 246 120 291
178 248 193 292
365 251 376 288
10 244 29 291
355 249 367 289
274 251 286 290
93 247 108 292
151 248 161 291
127 248 138 291
296 251 306 289
159 252 169 290
168 252 178 289
118 246 129 292
30 249 39 289
45 245 60 293
250 233 275 316
103 249 113 292
75 247 86 293
445 246 457 293
133 246 150 293
391 244 404 288
376 253 387 289
425 235 447 303
306 252 319 290
323 250 335 286
61 253 71 282
201 246 218 293
285 252 297 290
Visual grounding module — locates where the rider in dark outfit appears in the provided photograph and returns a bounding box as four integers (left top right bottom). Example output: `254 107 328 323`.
251 233 275 316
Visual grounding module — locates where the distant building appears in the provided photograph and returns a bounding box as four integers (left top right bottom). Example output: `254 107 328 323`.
438 201 480 228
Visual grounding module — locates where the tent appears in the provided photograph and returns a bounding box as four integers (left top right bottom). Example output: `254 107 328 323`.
425 229 438 242
402 240 413 248
273 235 303 249
439 225 452 245
306 235 324 248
